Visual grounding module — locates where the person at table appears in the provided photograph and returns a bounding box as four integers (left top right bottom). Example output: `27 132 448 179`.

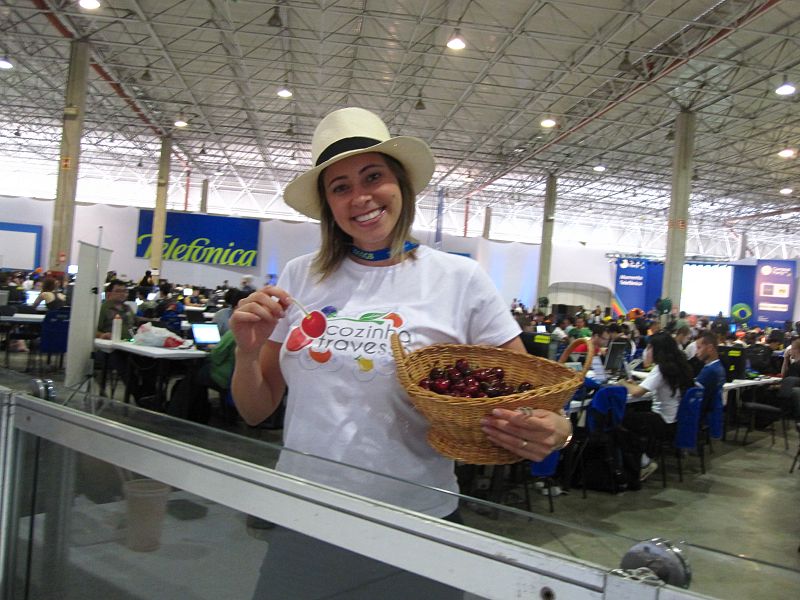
694 331 726 434
781 337 800 378
96 279 135 339
183 288 206 306
229 107 572 598
31 277 65 311
212 288 245 336
138 270 155 289
621 331 696 481
154 282 185 333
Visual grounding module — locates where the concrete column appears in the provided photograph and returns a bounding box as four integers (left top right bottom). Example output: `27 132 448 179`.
150 136 172 272
482 206 492 239
662 110 695 310
536 173 557 303
200 178 209 213
49 40 89 271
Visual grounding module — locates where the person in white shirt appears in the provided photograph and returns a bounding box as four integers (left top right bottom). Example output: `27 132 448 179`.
229 107 572 598
551 318 568 342
622 331 696 480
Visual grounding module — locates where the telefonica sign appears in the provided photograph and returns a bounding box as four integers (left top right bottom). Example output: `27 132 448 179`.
136 210 259 267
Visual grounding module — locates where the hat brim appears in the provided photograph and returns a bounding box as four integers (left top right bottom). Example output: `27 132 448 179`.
283 136 435 220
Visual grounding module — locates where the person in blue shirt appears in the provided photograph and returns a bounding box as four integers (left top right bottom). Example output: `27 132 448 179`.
694 331 727 436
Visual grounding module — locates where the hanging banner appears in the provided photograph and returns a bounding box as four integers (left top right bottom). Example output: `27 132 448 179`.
136 210 259 267
754 259 796 327
614 257 648 317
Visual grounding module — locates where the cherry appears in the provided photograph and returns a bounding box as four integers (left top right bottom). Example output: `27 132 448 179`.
300 310 327 338
429 367 445 380
455 359 471 374
517 382 533 392
431 378 451 394
491 367 505 380
418 378 432 390
446 367 463 382
286 327 312 352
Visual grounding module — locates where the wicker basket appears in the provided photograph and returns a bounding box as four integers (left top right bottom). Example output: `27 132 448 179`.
391 334 590 465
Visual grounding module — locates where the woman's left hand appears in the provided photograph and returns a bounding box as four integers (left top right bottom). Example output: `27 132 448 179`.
480 408 571 461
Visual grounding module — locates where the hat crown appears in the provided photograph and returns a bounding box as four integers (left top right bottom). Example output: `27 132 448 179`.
311 108 391 163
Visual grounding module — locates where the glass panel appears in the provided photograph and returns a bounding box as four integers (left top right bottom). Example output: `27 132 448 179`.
4 371 799 600
9 433 484 599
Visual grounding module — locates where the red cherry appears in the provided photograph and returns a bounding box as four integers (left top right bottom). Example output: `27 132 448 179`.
431 378 451 394
492 367 505 380
286 327 312 352
418 378 432 390
446 367 463 382
300 310 327 338
455 359 471 374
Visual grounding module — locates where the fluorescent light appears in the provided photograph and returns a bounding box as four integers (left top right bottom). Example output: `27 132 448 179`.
446 29 466 50
593 164 607 172
779 187 793 195
174 113 188 128
79 0 101 9
277 85 293 98
777 147 797 159
540 117 557 128
775 81 796 96
0 56 12 70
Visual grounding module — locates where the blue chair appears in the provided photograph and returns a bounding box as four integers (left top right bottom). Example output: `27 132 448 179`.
37 307 70 373
571 385 628 497
657 387 705 487
528 451 561 513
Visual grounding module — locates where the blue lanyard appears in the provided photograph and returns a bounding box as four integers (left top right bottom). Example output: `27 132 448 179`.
350 241 419 262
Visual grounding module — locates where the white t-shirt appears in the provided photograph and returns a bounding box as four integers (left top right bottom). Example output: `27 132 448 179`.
684 340 697 360
639 365 682 424
270 246 521 517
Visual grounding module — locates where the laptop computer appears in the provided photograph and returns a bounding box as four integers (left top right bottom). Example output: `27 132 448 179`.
191 323 221 349
0 290 8 306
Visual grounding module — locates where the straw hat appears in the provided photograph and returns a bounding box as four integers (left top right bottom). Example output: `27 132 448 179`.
283 107 435 220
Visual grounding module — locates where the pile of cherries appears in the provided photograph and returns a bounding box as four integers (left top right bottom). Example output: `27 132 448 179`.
418 358 534 398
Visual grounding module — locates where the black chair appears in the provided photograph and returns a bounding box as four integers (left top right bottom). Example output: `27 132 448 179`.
790 421 800 474
35 307 70 374
744 344 775 374
735 379 792 449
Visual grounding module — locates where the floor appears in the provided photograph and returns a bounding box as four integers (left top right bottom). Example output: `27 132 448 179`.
2 350 799 599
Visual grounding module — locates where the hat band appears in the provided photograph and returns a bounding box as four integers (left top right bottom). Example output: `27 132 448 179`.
315 136 382 166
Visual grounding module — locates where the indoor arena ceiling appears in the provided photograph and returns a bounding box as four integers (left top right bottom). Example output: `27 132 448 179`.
1 0 799 237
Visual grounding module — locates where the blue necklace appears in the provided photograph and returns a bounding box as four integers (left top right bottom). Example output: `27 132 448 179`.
350 241 419 262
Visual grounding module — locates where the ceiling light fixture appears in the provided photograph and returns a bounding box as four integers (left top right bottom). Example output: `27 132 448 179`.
79 0 101 9
137 159 143 168
14 129 21 137
414 91 426 110
446 29 466 50
141 66 152 82
775 78 796 96
174 113 188 128
779 187 793 195
540 117 557 128
0 56 12 70
618 48 633 72
777 147 797 159
268 6 283 28
288 151 298 164
277 83 292 98
199 145 206 155
593 164 607 172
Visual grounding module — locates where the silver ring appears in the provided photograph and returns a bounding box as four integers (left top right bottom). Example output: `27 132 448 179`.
517 406 534 416
519 439 528 449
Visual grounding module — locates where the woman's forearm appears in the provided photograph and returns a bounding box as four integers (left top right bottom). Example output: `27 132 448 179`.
231 346 283 425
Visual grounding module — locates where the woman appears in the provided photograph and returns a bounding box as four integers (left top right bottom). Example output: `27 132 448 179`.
229 107 571 598
622 331 696 480
32 277 65 311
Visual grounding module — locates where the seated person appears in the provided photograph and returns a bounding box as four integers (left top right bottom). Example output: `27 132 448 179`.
184 288 206 306
155 282 185 333
32 277 66 311
135 287 158 319
621 332 696 480
96 279 135 339
782 337 800 378
693 332 726 434
212 288 246 336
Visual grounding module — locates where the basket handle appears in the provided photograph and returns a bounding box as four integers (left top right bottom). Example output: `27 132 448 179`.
558 337 595 377
390 332 408 361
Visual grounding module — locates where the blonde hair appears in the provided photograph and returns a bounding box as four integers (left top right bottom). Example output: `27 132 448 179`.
312 153 417 280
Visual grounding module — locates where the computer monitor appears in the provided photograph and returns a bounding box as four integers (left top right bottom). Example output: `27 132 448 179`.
728 323 737 335
183 288 193 296
191 323 221 348
717 345 746 382
535 324 547 333
25 290 38 306
146 292 158 301
67 264 79 275
520 332 554 359
744 344 772 374
604 340 627 375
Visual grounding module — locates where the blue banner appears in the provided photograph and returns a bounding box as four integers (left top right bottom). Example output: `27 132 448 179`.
136 210 259 267
754 259 795 327
615 257 648 316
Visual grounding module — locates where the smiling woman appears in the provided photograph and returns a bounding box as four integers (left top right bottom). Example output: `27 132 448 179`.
227 107 572 599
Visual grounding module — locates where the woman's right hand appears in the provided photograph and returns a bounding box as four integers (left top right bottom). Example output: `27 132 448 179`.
229 285 292 355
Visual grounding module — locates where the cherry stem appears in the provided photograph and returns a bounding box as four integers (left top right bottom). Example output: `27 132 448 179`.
291 297 310 317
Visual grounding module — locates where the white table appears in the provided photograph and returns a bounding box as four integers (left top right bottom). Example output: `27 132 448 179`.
1 313 46 324
94 339 207 404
